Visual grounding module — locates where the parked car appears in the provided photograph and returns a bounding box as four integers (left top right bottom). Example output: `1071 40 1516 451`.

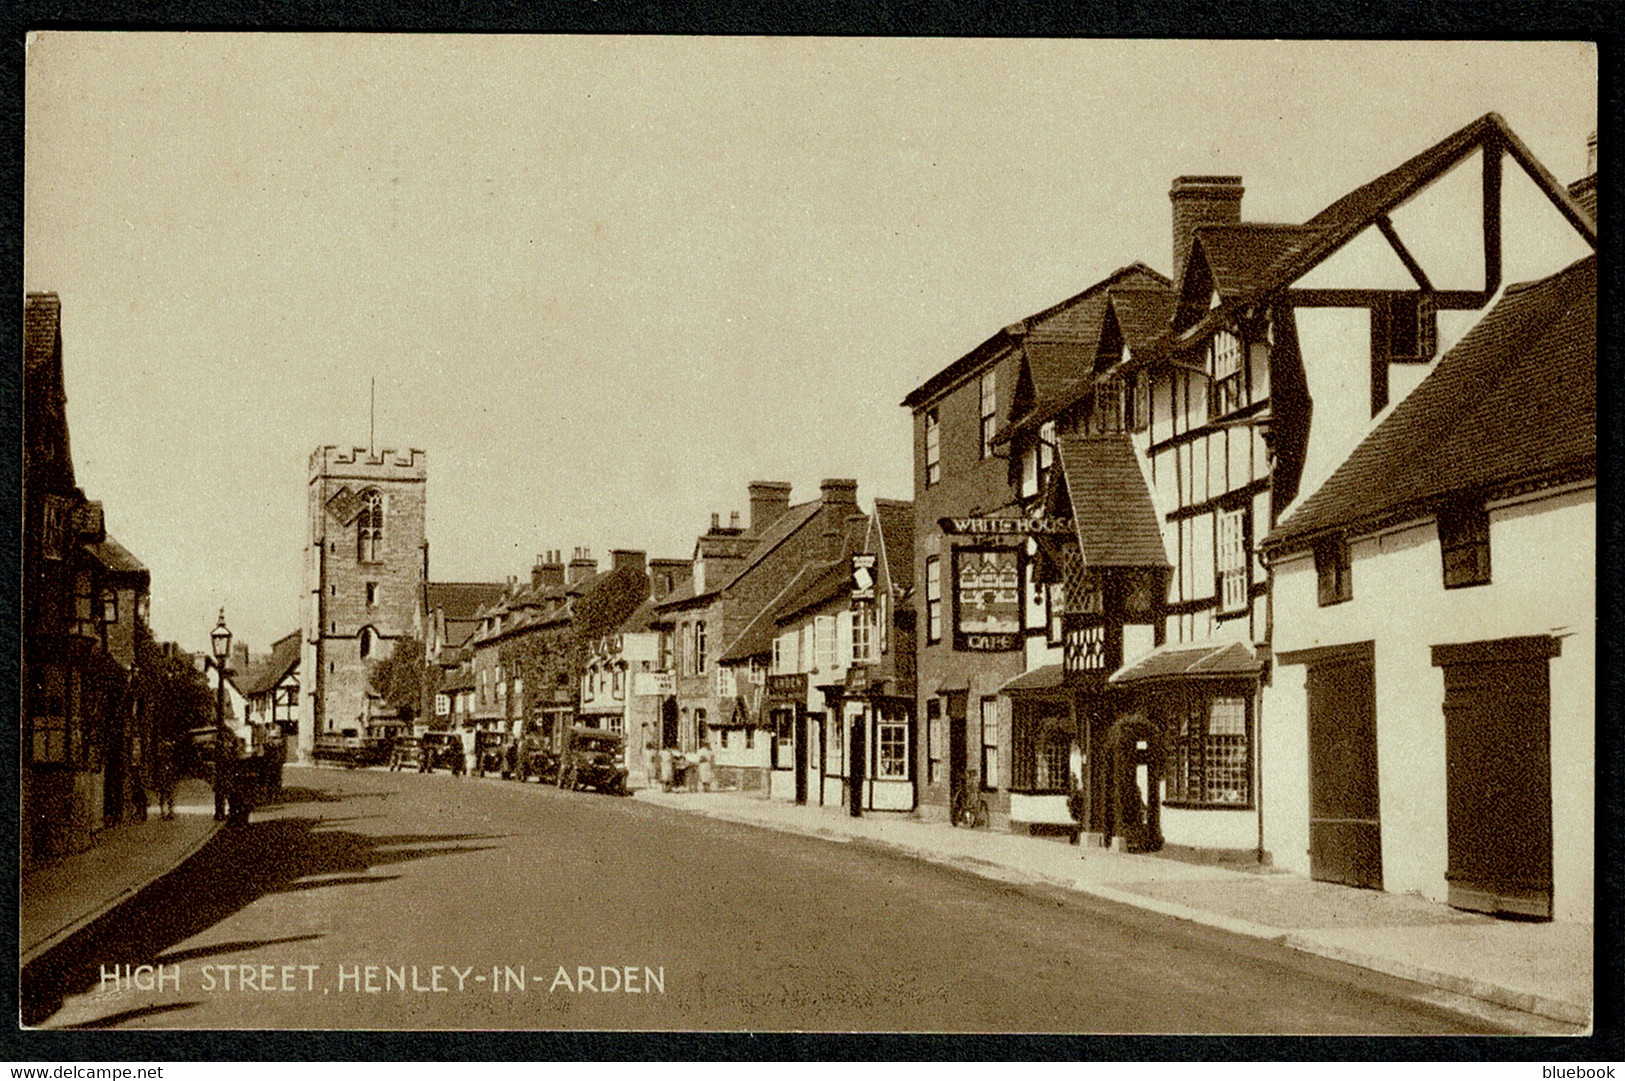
391 736 423 771
313 731 392 769
557 726 628 795
417 731 465 774
473 731 508 777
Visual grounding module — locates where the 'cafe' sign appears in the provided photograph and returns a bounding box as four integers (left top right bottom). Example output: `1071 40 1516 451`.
938 516 1073 537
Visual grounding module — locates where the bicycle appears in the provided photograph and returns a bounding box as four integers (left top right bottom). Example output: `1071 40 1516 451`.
950 775 989 829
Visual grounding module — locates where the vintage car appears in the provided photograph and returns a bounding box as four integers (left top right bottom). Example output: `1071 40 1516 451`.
390 736 423 771
557 725 628 795
473 731 509 777
313 731 393 769
417 731 466 774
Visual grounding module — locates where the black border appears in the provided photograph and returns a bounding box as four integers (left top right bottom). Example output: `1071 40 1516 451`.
3 0 1621 1065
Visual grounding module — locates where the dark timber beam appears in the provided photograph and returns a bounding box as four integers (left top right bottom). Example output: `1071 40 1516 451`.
1376 215 1433 292
1498 123 1599 247
1483 136 1503 299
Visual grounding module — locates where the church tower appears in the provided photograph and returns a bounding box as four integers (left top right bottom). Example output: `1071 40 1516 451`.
299 445 427 761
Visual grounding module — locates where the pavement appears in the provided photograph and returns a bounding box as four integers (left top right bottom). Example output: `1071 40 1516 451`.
20 778 222 969
632 785 1594 1030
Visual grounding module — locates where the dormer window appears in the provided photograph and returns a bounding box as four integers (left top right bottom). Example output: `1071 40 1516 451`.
1439 501 1490 588
1376 293 1437 364
1208 330 1245 419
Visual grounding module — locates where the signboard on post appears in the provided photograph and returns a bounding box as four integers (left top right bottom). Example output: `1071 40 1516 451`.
850 553 877 602
633 671 676 697
952 547 1022 652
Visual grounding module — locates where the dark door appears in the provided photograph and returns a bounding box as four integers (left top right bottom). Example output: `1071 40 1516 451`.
849 710 866 817
1305 650 1383 889
947 696 968 812
660 698 678 749
793 710 808 804
1435 639 1555 919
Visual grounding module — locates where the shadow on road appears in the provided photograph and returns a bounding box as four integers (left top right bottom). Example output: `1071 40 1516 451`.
21 801 504 1027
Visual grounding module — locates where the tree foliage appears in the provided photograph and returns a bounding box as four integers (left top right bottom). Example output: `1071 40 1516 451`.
135 623 215 741
370 635 425 721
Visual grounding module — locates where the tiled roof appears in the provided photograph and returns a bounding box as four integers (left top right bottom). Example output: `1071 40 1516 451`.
718 562 828 663
901 263 1168 409
1106 285 1178 357
998 663 1065 696
24 293 75 492
1268 255 1595 551
773 559 850 624
84 534 149 581
237 631 301 697
1569 173 1596 220
427 582 507 622
1190 224 1324 298
1056 435 1170 569
872 499 915 595
718 500 822 592
1109 641 1261 685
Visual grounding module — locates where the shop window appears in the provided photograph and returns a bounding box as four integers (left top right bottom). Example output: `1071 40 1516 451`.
74 571 98 638
30 663 69 765
357 490 383 563
878 720 909 779
926 698 942 784
1439 502 1491 589
1167 695 1252 807
979 696 999 790
924 408 941 486
1216 508 1250 614
1011 713 1070 793
980 370 998 459
925 556 942 644
1315 535 1352 606
1207 330 1246 419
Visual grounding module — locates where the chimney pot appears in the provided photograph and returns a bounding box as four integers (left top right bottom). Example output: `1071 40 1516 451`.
729 510 740 529
710 512 721 530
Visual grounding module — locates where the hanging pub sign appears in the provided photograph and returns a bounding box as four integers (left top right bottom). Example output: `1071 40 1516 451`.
952 547 1023 652
850 553 877 602
938 516 1073 537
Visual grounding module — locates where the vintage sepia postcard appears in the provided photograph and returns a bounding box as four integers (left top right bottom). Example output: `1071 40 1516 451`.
19 34 1598 1040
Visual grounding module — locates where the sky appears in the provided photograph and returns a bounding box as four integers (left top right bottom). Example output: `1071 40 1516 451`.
23 35 1597 654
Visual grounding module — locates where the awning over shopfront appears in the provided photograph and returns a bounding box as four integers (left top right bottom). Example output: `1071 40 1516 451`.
1056 435 1171 569
997 664 1068 698
1108 640 1262 686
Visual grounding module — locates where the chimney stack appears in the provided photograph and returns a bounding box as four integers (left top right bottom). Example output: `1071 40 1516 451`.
748 481 793 533
819 478 858 509
710 512 721 531
1170 175 1244 288
532 551 565 590
610 548 647 577
729 510 741 530
648 558 689 601
1587 130 1597 176
566 548 597 585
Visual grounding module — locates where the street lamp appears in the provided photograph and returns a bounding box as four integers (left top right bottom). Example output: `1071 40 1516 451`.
210 608 232 821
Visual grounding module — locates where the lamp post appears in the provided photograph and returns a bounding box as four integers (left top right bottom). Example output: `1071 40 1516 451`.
210 608 232 821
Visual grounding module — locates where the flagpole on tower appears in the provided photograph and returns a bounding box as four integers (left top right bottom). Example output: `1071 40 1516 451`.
369 377 375 455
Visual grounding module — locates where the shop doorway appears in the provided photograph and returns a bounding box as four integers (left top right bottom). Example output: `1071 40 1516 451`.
849 710 866 817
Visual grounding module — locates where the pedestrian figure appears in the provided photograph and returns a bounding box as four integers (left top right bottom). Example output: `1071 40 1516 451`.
696 740 715 793
658 747 674 792
155 738 178 820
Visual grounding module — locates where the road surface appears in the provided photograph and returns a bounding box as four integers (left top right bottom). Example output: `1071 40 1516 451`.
24 764 1519 1033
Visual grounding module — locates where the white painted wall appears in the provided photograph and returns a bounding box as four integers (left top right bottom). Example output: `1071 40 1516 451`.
1265 484 1594 922
1161 804 1257 850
